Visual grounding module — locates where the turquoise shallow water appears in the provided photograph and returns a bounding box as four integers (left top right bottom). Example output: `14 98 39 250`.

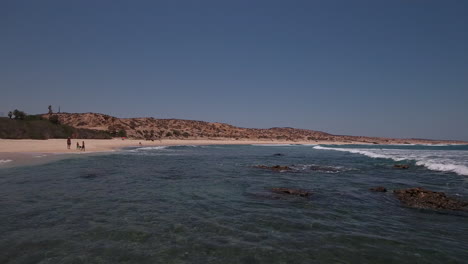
1 144 468 263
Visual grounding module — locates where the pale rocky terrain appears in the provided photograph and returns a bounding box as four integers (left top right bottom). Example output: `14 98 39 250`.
42 112 466 144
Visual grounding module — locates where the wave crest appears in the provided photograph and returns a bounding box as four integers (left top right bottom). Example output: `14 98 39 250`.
415 161 468 176
313 146 468 176
251 144 295 147
129 146 169 152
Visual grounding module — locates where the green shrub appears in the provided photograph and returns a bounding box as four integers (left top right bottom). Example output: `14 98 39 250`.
24 115 44 121
172 130 181 137
49 115 60 124
117 129 127 137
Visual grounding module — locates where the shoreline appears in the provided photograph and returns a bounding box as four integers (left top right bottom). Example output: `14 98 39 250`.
0 138 365 168
0 138 369 154
0 138 466 168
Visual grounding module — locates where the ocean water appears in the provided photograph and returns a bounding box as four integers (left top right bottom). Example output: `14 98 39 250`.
1 144 468 263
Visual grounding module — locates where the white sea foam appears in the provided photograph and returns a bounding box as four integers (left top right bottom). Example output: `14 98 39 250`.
292 164 347 173
415 161 468 176
251 144 295 147
313 146 402 160
0 159 13 164
134 146 168 151
418 143 467 146
127 146 169 153
313 146 468 176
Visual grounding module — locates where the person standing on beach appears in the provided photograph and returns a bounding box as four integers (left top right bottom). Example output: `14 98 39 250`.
81 141 85 151
67 138 71 149
76 142 80 150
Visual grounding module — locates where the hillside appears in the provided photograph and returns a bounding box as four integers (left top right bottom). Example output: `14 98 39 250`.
39 112 466 144
0 116 111 139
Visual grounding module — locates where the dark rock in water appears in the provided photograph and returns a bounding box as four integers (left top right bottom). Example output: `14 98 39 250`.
271 188 311 197
247 192 283 200
81 173 98 179
309 165 340 173
272 153 285 156
393 187 468 211
370 186 387 192
255 164 342 173
255 165 292 172
394 164 410 169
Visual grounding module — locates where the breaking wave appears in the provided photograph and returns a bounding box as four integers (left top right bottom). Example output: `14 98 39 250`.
251 144 317 147
132 146 169 151
313 146 468 176
251 144 295 147
313 146 394 160
291 164 348 173
0 159 12 165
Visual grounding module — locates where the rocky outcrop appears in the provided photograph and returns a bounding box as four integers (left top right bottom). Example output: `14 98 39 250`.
255 165 292 172
394 164 410 169
370 186 387 192
270 188 311 197
393 187 468 211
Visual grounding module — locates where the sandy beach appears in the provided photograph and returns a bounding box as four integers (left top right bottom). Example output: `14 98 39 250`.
0 138 361 154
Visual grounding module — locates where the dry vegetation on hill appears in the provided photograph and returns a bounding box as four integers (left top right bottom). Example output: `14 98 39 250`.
38 112 466 144
0 116 111 139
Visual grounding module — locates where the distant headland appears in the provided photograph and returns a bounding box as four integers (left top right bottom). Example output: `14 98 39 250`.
22 112 465 145
1 108 466 144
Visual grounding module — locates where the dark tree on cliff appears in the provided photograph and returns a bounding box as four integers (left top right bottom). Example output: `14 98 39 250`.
48 105 53 114
13 109 26 120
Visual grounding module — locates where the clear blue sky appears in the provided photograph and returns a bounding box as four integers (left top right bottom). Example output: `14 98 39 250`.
1 0 467 140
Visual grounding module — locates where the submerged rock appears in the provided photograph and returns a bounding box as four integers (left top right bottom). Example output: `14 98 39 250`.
255 165 292 171
80 173 98 179
394 164 410 169
393 187 468 211
271 188 311 197
370 186 387 192
248 193 283 200
272 153 285 156
309 165 341 173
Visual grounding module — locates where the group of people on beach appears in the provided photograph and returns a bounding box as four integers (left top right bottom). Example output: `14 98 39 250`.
67 138 85 151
